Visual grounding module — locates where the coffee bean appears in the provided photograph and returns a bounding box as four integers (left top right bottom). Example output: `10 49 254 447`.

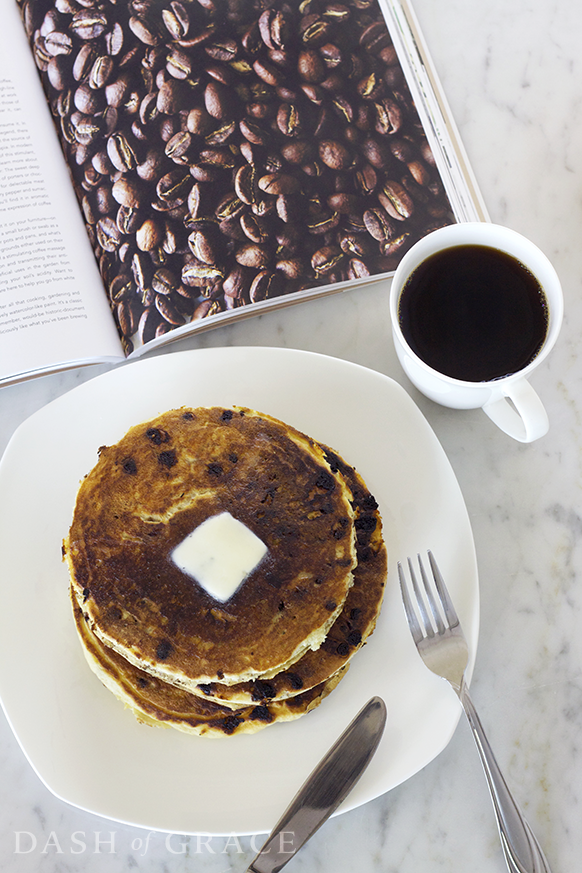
318 140 351 170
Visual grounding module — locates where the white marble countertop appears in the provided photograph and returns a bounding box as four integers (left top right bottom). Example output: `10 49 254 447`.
1 0 581 869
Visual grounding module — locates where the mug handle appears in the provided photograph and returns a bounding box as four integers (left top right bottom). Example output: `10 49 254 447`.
482 379 549 443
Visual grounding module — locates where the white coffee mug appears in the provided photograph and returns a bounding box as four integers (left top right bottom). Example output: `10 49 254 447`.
389 223 563 442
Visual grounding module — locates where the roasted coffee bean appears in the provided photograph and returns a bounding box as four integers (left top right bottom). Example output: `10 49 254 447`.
318 140 351 170
162 3 190 40
112 177 142 209
407 159 431 186
117 298 139 337
311 245 343 276
380 232 410 257
136 218 162 252
188 228 220 265
363 206 394 241
186 106 213 136
236 243 269 270
96 216 122 252
165 130 192 161
276 103 304 138
378 180 415 220
275 257 304 280
234 164 257 205
128 16 160 47
155 293 185 325
347 257 370 279
240 212 269 244
258 173 300 196
70 9 108 40
374 97 402 135
107 132 137 171
223 265 250 299
89 55 114 89
138 306 163 344
249 269 284 302
45 31 73 56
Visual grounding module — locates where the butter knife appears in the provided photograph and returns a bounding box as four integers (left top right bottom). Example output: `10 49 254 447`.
246 696 387 873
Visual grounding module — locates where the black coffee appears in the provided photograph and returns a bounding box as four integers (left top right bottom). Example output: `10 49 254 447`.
398 244 549 382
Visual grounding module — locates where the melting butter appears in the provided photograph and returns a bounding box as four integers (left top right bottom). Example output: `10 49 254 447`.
171 511 268 602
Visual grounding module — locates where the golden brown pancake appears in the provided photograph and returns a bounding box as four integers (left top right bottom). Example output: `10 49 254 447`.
192 450 387 707
72 594 348 737
65 407 357 690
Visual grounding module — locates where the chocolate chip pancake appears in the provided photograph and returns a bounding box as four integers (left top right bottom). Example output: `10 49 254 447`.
72 595 347 737
191 451 387 707
65 407 357 691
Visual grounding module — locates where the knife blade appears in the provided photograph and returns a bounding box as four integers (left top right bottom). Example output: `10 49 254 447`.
246 695 387 873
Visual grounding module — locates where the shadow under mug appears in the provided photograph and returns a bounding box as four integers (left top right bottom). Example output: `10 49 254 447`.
389 223 564 443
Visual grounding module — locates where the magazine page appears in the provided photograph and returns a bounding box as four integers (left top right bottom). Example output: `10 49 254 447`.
380 0 489 224
0 1 123 387
14 0 476 365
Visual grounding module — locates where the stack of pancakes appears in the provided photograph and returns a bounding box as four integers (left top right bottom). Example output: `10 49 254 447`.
64 407 387 737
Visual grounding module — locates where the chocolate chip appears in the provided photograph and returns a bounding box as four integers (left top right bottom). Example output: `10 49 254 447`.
323 451 341 473
122 457 137 474
358 545 373 562
221 409 234 420
250 705 272 722
222 714 244 734
332 517 350 538
158 449 177 468
156 639 172 660
207 462 224 475
286 672 303 690
315 470 335 491
82 587 90 602
198 683 215 695
325 600 337 611
146 427 170 445
252 680 275 700
137 676 148 688
347 630 362 646
229 453 238 463
336 642 350 656
349 608 362 621
182 412 195 420
355 515 377 532
362 493 379 511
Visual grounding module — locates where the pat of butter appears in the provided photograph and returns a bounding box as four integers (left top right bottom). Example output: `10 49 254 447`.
171 511 268 602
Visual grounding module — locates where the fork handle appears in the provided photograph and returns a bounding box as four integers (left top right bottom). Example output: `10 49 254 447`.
458 683 552 873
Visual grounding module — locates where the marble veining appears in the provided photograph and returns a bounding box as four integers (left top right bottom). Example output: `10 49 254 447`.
1 0 582 870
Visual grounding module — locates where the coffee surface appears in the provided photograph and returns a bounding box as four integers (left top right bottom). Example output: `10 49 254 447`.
398 244 549 382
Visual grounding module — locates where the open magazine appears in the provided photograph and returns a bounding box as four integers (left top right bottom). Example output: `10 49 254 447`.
1 0 488 386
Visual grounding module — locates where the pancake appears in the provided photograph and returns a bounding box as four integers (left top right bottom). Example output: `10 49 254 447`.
192 449 387 707
72 594 347 737
65 407 357 690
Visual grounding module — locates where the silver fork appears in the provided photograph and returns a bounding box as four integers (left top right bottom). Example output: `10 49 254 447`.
398 551 552 873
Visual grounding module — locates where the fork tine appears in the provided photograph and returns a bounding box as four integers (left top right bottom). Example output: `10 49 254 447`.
397 562 424 645
417 553 447 635
428 550 461 630
407 557 435 639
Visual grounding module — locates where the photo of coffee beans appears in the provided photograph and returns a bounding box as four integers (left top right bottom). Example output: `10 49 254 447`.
19 0 456 352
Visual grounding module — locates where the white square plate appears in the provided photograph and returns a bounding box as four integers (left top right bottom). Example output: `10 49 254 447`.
0 347 478 835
